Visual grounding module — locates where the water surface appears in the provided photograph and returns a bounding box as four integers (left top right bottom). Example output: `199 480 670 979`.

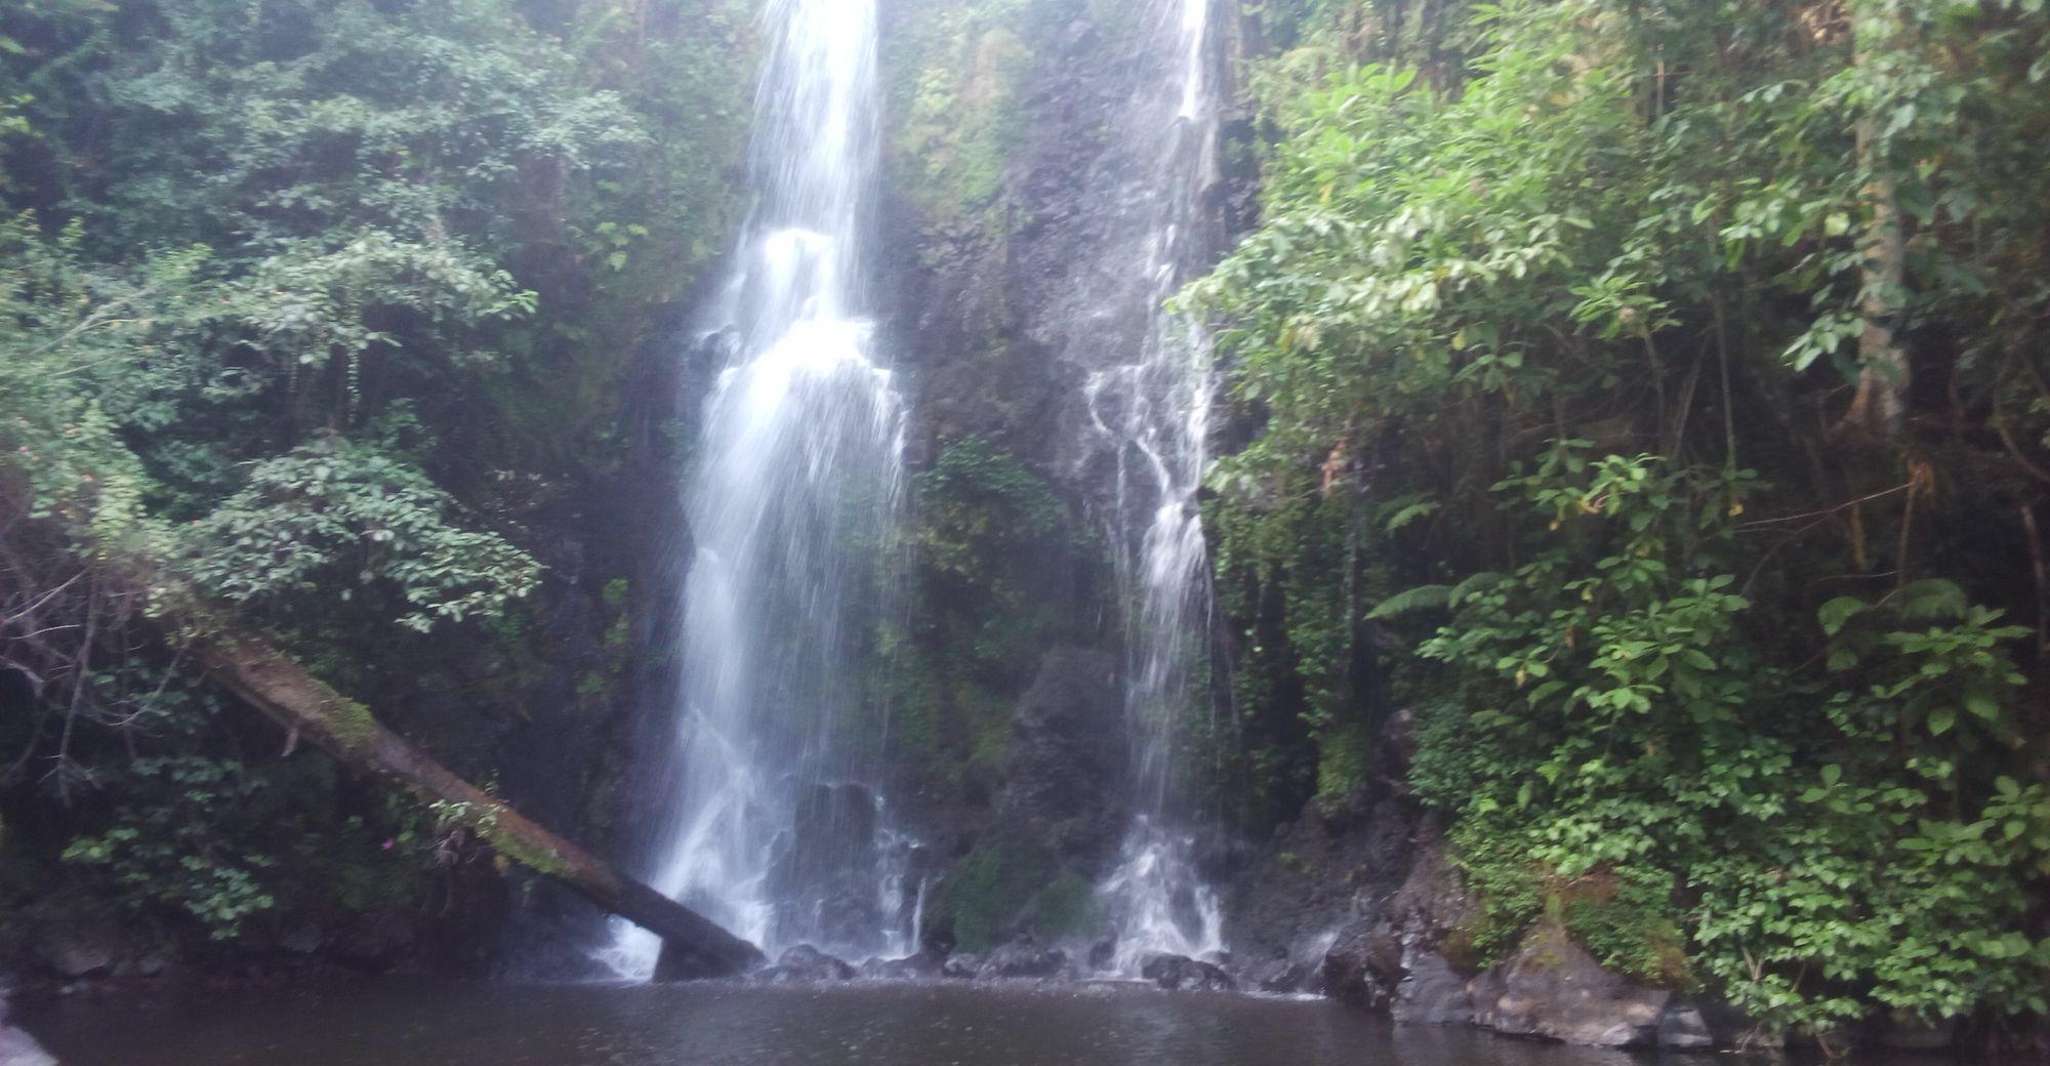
23 981 1675 1066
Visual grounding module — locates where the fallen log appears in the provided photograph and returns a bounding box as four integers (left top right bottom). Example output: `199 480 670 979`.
190 628 764 979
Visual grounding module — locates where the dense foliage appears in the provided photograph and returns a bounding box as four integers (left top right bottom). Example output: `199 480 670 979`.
1198 0 2050 1040
1 0 752 960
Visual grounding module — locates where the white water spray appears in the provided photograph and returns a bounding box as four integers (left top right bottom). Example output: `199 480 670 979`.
1086 0 1229 972
604 0 910 979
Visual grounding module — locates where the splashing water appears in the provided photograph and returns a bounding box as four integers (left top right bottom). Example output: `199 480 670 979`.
1085 0 1229 972
602 0 912 979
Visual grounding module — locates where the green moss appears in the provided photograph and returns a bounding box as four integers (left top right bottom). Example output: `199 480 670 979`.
325 697 380 755
479 812 573 880
1027 871 1101 939
943 836 1057 953
884 2 1034 222
1559 867 1693 988
1313 716 1375 806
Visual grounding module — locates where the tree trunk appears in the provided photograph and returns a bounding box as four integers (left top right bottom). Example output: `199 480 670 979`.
1839 7 1910 442
189 628 764 979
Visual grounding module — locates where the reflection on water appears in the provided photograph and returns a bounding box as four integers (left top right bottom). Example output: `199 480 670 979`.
21 981 1669 1066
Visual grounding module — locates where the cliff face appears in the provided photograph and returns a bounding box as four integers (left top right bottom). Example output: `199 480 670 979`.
856 0 1270 958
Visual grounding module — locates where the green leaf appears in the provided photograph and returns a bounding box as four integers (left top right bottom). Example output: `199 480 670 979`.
1818 596 1867 636
1890 579 1968 622
1928 706 1957 736
1367 584 1453 619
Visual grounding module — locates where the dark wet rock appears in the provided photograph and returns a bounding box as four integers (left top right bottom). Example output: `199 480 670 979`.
329 909 418 972
977 940 1068 981
280 924 324 956
859 951 944 981
1245 955 1318 995
1322 923 1402 1011
1140 954 1234 993
1320 827 1483 1016
1658 1005 1715 1050
1221 716 1420 972
754 945 857 984
1466 922 1670 1048
1390 951 1472 1026
1087 938 1116 971
30 917 126 980
1000 649 1127 868
940 953 983 980
769 783 897 951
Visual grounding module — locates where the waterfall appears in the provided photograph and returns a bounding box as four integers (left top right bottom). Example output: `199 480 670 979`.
603 0 911 979
1084 0 1230 972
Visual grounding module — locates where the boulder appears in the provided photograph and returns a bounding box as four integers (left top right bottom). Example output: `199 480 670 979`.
1390 950 1472 1026
1140 954 1234 993
1658 1005 1716 1050
29 918 125 980
1466 922 1670 1048
976 940 1068 981
1321 922 1401 1010
859 951 944 981
329 909 418 971
998 649 1127 869
1244 955 1317 995
940 953 983 980
754 945 857 984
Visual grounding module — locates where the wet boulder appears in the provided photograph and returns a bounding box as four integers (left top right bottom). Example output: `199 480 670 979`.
1321 921 1402 1010
976 940 1069 981
1244 955 1317 995
1389 951 1472 1026
1466 922 1670 1048
859 951 944 981
755 945 857 984
999 649 1127 868
940 953 983 980
329 909 419 972
770 783 896 950
1658 1005 1716 1050
1140 954 1234 993
30 917 126 980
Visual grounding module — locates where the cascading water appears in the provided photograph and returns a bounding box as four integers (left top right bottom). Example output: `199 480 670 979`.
1084 0 1230 973
604 0 914 979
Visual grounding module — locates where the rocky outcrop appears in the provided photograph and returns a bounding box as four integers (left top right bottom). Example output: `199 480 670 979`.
1466 922 1670 1048
753 946 857 984
975 939 1069 981
1140 954 1234 993
859 951 945 981
999 648 1128 868
1311 827 1755 1051
28 918 125 982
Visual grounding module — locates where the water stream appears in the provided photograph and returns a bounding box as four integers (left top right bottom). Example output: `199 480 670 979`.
1083 0 1229 972
605 0 910 977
